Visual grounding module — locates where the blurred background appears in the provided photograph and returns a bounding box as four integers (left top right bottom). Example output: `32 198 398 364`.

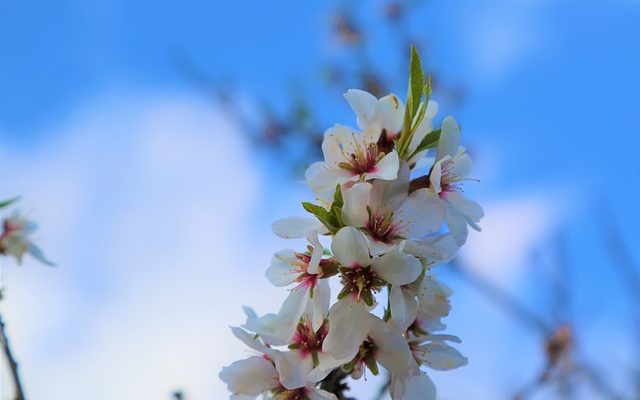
1 0 639 399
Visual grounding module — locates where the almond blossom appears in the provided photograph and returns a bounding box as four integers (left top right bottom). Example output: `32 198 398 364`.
420 116 484 245
222 47 481 400
0 211 54 266
305 119 399 202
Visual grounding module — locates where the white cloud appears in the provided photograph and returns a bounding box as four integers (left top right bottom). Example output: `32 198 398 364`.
460 193 559 285
0 92 290 399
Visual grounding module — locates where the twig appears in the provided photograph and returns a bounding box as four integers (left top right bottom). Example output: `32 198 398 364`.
0 311 26 400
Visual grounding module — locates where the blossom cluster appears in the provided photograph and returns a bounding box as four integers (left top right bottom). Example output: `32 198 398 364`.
0 198 53 266
221 48 483 400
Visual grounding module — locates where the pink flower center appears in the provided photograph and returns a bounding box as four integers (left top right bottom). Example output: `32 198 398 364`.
338 141 381 176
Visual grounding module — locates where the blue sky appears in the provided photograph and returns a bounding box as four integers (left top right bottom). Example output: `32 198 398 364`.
1 0 639 399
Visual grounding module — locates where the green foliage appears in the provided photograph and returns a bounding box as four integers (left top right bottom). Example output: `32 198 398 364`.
0 197 19 210
301 185 346 234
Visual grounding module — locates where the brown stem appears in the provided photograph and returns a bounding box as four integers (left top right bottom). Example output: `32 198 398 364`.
0 311 25 400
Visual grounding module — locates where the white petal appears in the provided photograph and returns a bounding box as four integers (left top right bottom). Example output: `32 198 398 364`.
272 217 325 239
219 356 278 396
444 205 469 246
396 189 444 238
436 116 460 161
331 227 372 268
322 298 373 359
443 191 484 225
307 233 323 274
322 124 359 167
372 248 422 286
272 351 307 390
277 286 311 342
305 162 352 200
307 351 357 382
390 285 418 331
344 89 378 129
426 100 438 119
266 250 300 286
365 150 399 181
450 149 472 178
341 182 372 228
403 234 459 265
420 342 468 371
312 279 331 331
368 163 409 212
377 93 404 136
230 327 269 353
242 312 288 346
368 318 413 376
403 373 436 400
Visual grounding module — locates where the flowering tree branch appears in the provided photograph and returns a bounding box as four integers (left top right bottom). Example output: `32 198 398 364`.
219 46 482 400
0 198 53 400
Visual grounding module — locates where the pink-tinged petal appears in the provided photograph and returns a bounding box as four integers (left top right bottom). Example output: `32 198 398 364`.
307 233 323 274
390 285 418 331
219 356 278 396
312 279 331 331
266 250 299 286
420 342 468 371
272 217 326 239
344 89 378 129
371 248 422 286
341 182 372 228
305 162 353 201
322 297 373 359
436 116 460 161
307 387 339 400
331 227 372 268
368 318 413 376
443 192 484 226
322 124 359 167
377 93 404 136
272 351 307 390
365 150 399 181
396 189 444 238
369 163 409 212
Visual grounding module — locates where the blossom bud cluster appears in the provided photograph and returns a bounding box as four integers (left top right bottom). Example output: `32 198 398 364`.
221 56 483 399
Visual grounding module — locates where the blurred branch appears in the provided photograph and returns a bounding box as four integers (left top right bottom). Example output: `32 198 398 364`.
450 260 552 336
0 310 26 400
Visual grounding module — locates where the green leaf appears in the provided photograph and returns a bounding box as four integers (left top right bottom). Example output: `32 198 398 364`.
396 45 426 159
407 45 425 118
0 196 19 210
332 184 344 209
410 128 441 159
302 201 339 234
365 357 379 376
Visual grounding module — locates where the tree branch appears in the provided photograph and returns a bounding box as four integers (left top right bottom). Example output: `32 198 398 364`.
0 311 25 400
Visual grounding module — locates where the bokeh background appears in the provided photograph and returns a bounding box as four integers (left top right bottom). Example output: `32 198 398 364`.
1 0 639 399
